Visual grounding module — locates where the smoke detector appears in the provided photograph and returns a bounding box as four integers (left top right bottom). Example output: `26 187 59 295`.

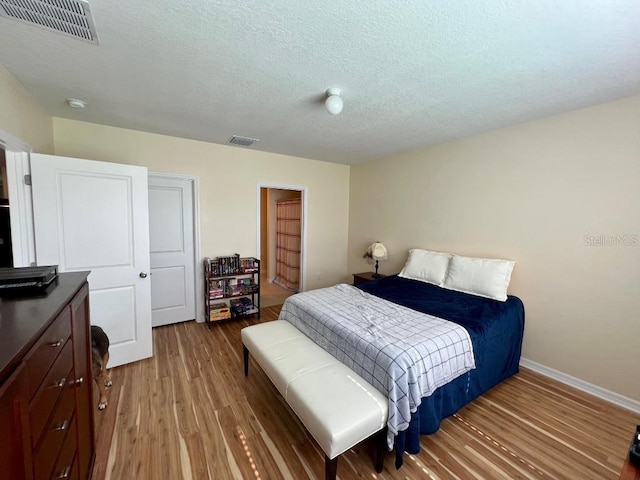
66 98 86 109
228 135 259 147
0 0 99 44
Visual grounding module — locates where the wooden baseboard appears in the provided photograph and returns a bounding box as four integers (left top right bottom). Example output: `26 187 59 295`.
520 357 640 414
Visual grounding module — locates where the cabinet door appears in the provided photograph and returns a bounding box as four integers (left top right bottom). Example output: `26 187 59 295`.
71 283 96 480
0 362 32 480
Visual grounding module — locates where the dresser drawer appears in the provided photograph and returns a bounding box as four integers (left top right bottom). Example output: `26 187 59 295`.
55 455 79 480
26 306 72 401
33 385 76 480
29 339 74 450
50 413 77 480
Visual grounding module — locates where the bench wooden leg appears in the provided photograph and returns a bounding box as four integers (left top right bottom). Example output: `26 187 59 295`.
243 345 249 377
375 428 387 473
325 455 338 480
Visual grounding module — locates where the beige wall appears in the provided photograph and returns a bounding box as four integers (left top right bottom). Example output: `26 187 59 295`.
0 63 53 153
53 118 350 291
348 94 640 402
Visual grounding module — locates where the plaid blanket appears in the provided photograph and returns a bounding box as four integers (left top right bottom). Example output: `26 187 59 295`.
278 283 475 447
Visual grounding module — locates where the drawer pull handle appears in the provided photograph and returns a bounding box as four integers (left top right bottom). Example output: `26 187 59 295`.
74 376 84 387
53 377 67 388
50 338 65 348
54 419 70 432
57 465 71 478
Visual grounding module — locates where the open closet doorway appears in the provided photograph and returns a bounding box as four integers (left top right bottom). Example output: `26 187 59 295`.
259 185 305 307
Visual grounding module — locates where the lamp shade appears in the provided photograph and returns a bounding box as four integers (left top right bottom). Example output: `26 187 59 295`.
370 242 388 261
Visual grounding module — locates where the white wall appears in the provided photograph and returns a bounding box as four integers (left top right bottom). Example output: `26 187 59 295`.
53 118 350 291
348 94 640 402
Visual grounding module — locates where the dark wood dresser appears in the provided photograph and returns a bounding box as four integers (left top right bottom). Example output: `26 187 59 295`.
0 272 95 480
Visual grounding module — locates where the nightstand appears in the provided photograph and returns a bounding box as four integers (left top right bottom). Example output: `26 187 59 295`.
352 272 386 285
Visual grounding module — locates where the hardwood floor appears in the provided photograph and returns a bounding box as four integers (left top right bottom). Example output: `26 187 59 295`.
260 275 293 308
91 305 639 479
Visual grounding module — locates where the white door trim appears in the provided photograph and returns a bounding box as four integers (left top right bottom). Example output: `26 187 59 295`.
149 172 203 322
0 127 35 267
256 182 307 293
6 152 36 267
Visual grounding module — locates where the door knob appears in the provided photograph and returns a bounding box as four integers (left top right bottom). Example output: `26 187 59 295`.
139 272 148 278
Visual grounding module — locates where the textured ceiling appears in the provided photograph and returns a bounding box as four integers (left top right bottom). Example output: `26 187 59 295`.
1 1 639 165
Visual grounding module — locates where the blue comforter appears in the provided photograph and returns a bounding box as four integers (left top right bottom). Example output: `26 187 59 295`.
356 275 525 466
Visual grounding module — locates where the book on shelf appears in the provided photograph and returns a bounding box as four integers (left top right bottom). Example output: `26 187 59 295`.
206 255 259 277
228 282 244 296
240 257 258 273
209 301 231 321
230 297 254 316
208 279 225 299
207 254 247 276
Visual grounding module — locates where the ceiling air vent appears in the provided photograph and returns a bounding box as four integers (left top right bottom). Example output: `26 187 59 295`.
0 0 99 44
228 135 259 147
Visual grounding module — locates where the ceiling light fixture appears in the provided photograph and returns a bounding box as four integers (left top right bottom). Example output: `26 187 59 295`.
325 88 343 115
66 98 87 109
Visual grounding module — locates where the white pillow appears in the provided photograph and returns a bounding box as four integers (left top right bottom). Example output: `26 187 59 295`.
443 254 515 301
398 249 452 286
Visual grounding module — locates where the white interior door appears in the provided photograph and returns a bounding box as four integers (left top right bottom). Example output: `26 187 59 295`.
30 153 152 367
148 175 196 327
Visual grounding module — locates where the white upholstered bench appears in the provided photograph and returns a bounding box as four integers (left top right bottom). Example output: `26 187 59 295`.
241 321 389 480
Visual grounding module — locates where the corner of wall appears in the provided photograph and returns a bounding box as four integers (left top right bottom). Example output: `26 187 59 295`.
0 63 53 154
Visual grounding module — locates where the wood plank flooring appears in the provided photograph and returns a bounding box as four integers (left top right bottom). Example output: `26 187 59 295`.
91 306 640 479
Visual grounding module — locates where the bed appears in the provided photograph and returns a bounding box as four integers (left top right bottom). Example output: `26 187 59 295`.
278 273 525 467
